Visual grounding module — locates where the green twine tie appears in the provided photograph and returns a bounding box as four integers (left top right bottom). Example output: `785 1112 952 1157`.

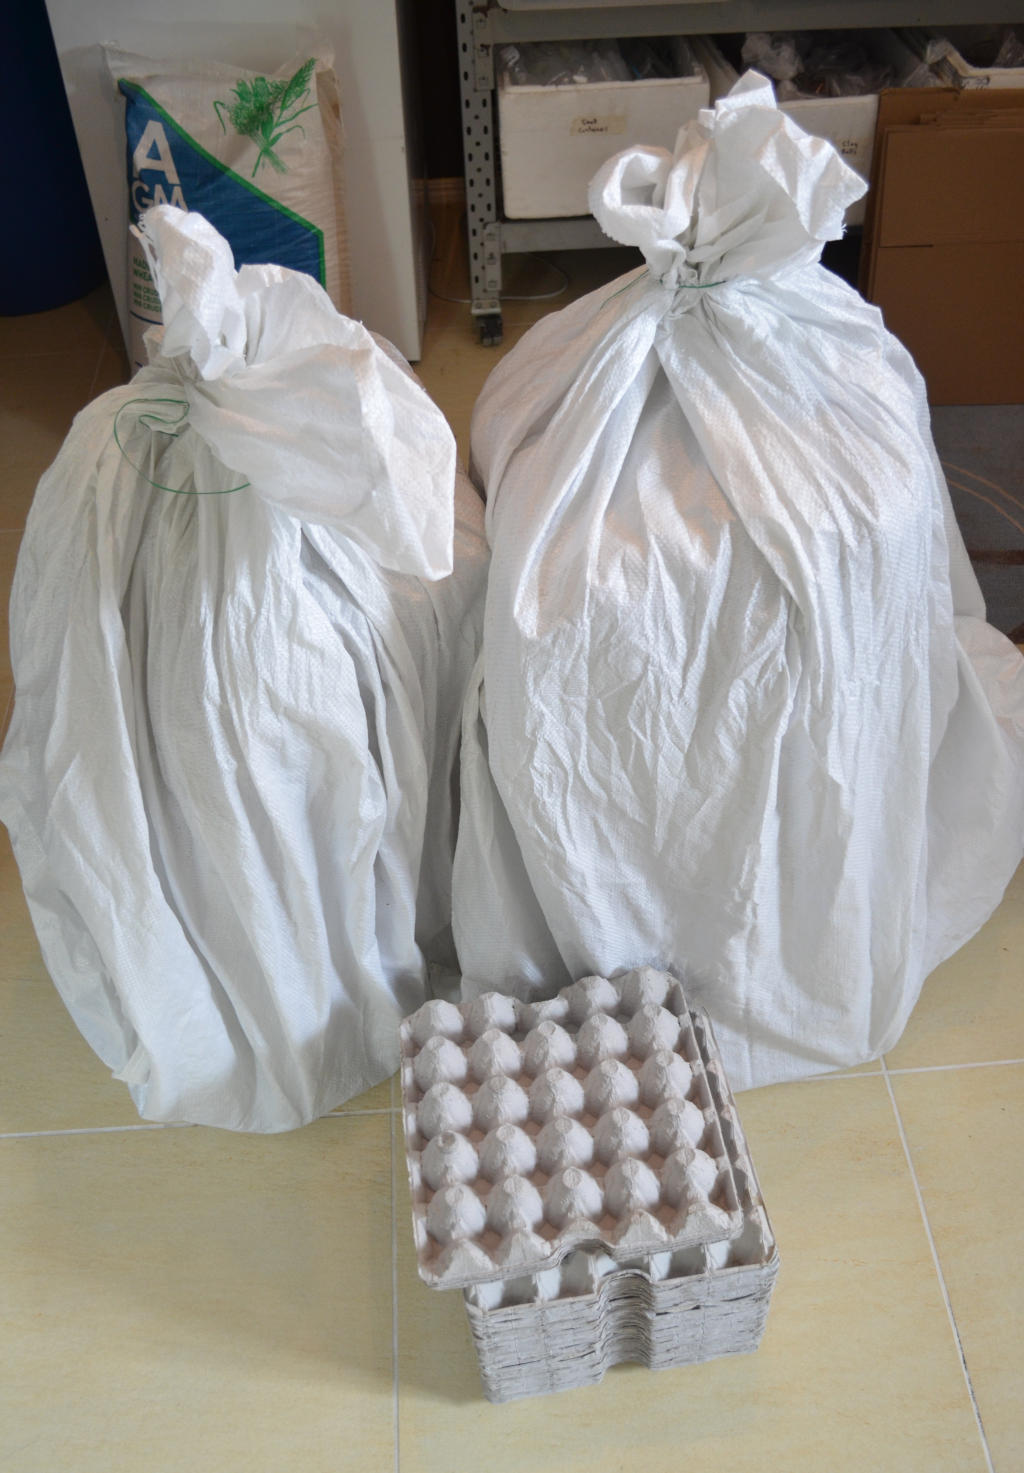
113 397 250 496
601 268 726 310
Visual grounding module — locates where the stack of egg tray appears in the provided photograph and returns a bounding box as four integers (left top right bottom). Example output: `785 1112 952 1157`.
400 968 778 1403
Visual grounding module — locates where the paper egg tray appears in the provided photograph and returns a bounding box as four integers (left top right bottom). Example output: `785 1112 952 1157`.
462 1010 778 1402
400 969 745 1290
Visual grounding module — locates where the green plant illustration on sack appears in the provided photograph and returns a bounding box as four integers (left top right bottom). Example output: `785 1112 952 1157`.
213 58 318 177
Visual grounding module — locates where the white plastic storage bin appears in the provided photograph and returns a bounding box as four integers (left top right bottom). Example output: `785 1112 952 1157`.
691 31 920 228
497 64 709 219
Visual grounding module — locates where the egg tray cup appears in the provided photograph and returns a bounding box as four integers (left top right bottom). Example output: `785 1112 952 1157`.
399 970 746 1291
461 1010 779 1403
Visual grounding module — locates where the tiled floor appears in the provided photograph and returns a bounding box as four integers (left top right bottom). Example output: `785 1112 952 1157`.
1 225 1022 1472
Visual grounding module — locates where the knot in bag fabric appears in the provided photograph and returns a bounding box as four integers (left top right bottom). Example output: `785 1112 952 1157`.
588 71 865 290
136 205 455 579
454 73 1024 1091
0 208 488 1130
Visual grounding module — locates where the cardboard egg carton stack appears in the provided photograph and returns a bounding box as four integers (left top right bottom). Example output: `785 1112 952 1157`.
400 969 778 1402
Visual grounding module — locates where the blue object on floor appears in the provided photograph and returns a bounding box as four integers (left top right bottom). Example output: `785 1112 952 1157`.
0 0 106 314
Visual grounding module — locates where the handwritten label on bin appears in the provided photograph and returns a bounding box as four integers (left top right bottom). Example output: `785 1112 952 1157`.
571 114 627 137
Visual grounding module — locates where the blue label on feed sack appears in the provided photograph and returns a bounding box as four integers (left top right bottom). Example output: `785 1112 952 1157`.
119 81 325 287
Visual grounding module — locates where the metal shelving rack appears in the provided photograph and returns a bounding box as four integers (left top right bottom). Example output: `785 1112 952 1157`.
457 0 1024 343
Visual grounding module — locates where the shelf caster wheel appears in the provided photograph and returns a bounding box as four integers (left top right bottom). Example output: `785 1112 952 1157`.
477 313 503 347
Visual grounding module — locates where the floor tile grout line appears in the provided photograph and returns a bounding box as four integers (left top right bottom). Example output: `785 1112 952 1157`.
0 1122 192 1140
83 291 122 399
1 1108 399 1139
390 1109 401 1473
881 1058 996 1473
3 1062 1015 1142
85 335 110 401
797 1057 1024 1084
797 1069 884 1082
886 1058 1024 1075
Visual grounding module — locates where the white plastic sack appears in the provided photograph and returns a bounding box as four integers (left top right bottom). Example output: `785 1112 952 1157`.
0 206 487 1131
454 73 1024 1090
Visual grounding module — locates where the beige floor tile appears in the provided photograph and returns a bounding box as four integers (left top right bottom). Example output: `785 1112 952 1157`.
891 1064 1024 1471
395 1076 988 1473
0 283 115 361
0 1114 396 1473
0 288 127 533
91 339 132 397
0 359 103 531
416 295 547 468
0 531 19 679
886 862 1024 1071
0 978 147 1134
0 824 47 984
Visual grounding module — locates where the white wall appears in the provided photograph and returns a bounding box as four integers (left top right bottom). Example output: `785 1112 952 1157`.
44 0 426 359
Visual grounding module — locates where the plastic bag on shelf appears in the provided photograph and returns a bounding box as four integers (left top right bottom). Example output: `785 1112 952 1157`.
903 23 1024 88
453 74 1024 1092
0 206 488 1132
497 41 632 88
497 37 693 88
741 30 936 99
920 24 1024 70
942 24 1024 69
739 31 802 85
667 36 699 79
990 26 1024 68
619 38 685 81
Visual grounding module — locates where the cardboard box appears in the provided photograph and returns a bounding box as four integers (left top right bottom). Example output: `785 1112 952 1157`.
497 65 709 219
690 31 920 227
860 87 1024 405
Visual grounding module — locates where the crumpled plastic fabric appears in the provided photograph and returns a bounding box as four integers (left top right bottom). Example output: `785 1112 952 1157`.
453 73 1024 1091
0 205 488 1131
